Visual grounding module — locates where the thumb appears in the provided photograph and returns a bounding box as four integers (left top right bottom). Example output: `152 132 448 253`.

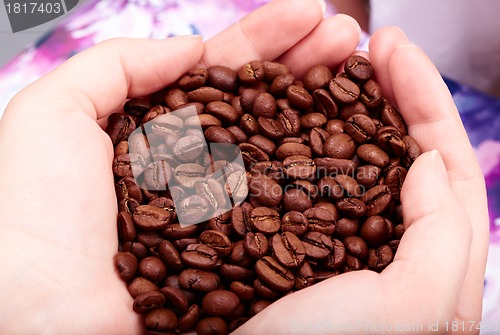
382 150 472 320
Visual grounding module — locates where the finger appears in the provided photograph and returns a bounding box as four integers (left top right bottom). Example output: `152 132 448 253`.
200 0 325 69
276 14 361 78
383 151 472 320
5 36 204 121
368 26 408 103
375 35 489 321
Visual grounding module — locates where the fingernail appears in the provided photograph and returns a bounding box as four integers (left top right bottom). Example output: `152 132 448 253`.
316 0 326 14
430 149 449 184
168 34 203 41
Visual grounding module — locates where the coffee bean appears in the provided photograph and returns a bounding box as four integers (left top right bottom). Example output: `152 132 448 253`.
187 86 224 104
257 117 285 140
116 176 144 203
118 211 136 242
177 195 212 223
248 135 277 156
276 142 312 161
179 269 220 293
133 205 172 231
106 113 136 145
304 207 336 235
178 68 208 91
315 157 357 177
328 77 360 104
159 286 189 315
124 98 152 118
158 240 183 273
161 223 198 240
380 100 407 136
402 135 422 169
356 144 390 167
355 165 381 188
248 174 282 207
360 185 392 216
277 109 301 137
385 166 407 202
344 236 369 260
345 114 377 143
239 113 259 136
138 256 167 283
309 127 330 156
206 101 239 125
253 92 277 119
255 256 295 292
322 239 346 270
335 218 360 239
270 73 295 97
336 198 367 218
196 317 228 335
287 85 313 109
226 125 248 144
230 281 255 301
178 304 201 332
145 308 178 331
367 245 394 272
244 232 269 258
324 133 356 159
271 232 305 268
283 155 316 179
344 55 373 82
114 252 138 281
302 232 333 259
219 263 254 282
325 118 345 135
250 207 281 235
185 113 222 128
199 230 232 258
239 61 265 84
202 289 240 317
283 188 312 213
250 299 272 316
360 79 383 109
207 65 238 91
312 89 338 119
128 276 159 298
281 211 308 236
133 291 166 314
303 65 333 92
174 163 205 188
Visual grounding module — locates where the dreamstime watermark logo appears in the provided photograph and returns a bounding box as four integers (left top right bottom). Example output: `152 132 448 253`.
3 0 79 33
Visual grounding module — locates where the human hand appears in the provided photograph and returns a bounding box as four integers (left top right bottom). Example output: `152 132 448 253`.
0 0 363 333
233 28 489 335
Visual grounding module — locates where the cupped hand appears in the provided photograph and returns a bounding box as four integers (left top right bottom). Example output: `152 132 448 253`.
233 28 489 335
0 0 363 333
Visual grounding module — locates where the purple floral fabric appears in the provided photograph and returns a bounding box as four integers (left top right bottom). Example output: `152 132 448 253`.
0 0 499 330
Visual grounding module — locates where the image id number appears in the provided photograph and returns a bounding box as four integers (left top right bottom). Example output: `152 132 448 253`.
6 2 62 14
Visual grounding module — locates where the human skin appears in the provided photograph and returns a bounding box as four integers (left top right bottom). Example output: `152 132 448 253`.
0 0 488 334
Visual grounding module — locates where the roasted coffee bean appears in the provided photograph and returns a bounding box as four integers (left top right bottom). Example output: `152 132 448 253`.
315 157 357 177
136 231 164 248
161 223 198 240
248 135 277 156
322 239 346 270
219 263 254 282
124 98 152 118
244 232 269 258
106 113 136 145
294 261 315 290
380 100 407 136
239 143 269 167
250 207 281 235
187 86 224 104
360 79 383 109
180 244 218 270
283 188 312 213
239 60 265 84
114 252 138 281
402 135 422 169
158 240 183 273
206 101 239 125
302 231 333 259
116 176 144 203
113 153 146 178
165 88 188 110
324 133 356 159
367 245 394 271
335 218 360 239
250 299 272 316
138 256 167 283
276 142 312 160
250 161 283 183
303 65 333 92
255 256 295 292
336 198 367 218
133 291 166 314
359 184 392 216
277 109 301 137
178 68 208 90
283 155 316 180
122 242 148 261
159 286 189 315
133 205 172 231
287 85 313 109
199 230 232 258
345 55 373 82
316 176 343 200
177 195 212 223
329 77 360 104
207 65 238 91
257 117 285 140
324 119 345 135
196 317 228 335
355 165 381 188
385 166 407 202
128 276 159 298
271 232 305 268
344 236 369 260
309 127 329 156
230 240 253 268
230 281 255 301
281 211 308 236
357 144 390 167
226 125 248 144
248 174 282 207
376 126 406 157
145 308 178 331
178 304 201 332
174 163 204 188
252 92 277 118
270 73 295 97
359 215 391 247
345 114 377 143
231 203 253 237
173 238 200 252
304 207 336 235
262 61 290 82
179 269 220 293
313 89 338 119
300 112 327 129
253 278 280 300
114 140 129 158
202 289 240 317
118 211 136 242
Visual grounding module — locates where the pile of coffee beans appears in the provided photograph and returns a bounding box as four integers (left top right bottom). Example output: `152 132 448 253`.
108 55 421 335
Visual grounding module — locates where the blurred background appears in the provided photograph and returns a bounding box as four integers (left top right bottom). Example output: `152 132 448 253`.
1 0 499 332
